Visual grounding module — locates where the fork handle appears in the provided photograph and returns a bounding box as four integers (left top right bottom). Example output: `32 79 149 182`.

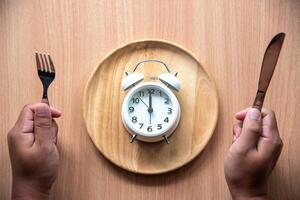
41 98 50 105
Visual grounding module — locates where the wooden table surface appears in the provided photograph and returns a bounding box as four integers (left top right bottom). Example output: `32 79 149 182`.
0 0 299 199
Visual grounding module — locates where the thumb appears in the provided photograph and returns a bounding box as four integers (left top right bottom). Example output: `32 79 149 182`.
238 108 262 150
34 104 53 145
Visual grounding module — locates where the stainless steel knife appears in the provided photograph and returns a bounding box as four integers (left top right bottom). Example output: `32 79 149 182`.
252 33 286 111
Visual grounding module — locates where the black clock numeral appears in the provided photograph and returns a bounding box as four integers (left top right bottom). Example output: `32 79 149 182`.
139 123 144 129
148 89 155 94
168 108 172 114
129 107 134 113
159 91 162 97
147 126 153 132
132 116 137 123
132 98 140 104
157 124 162 130
164 117 169 123
139 91 144 97
165 98 170 104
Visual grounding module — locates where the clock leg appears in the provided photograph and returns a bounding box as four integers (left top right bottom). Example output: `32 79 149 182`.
130 134 137 143
163 135 170 144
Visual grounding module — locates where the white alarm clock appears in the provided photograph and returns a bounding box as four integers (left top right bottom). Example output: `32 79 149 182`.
121 60 181 143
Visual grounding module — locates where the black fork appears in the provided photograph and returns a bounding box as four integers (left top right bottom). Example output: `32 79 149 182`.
35 52 56 105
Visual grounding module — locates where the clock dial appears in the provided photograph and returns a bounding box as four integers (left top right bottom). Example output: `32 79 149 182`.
121 82 181 142
126 87 175 137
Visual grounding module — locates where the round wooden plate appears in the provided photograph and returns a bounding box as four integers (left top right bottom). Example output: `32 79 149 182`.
83 40 218 174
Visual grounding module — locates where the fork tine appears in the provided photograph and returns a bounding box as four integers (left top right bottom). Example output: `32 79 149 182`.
39 53 45 72
35 52 42 71
48 54 55 73
43 54 50 72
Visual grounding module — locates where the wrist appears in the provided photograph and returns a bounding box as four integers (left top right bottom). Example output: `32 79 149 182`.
228 185 268 200
233 195 269 200
231 190 269 200
12 178 51 200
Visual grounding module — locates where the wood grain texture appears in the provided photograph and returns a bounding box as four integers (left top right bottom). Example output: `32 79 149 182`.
83 40 218 174
0 0 299 199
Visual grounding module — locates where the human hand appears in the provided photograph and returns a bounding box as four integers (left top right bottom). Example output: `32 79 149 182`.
7 103 62 200
224 108 283 200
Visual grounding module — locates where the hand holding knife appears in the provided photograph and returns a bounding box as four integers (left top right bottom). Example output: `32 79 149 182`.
225 33 285 199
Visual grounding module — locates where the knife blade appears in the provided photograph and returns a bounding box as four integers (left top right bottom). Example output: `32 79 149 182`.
252 32 285 111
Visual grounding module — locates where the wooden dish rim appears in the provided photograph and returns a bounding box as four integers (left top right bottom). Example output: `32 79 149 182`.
82 39 219 174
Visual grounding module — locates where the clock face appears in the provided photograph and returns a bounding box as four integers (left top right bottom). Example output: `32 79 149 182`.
121 82 180 142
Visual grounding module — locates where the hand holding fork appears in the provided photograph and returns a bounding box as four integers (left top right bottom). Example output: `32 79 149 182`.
7 53 60 200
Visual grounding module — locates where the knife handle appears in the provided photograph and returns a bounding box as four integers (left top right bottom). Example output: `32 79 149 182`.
252 91 266 111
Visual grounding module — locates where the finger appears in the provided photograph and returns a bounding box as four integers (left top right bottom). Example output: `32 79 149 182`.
257 131 283 156
10 105 36 148
235 108 250 120
233 121 243 142
236 108 262 151
261 109 280 138
257 109 283 154
50 106 62 118
9 103 61 148
15 104 35 131
52 120 58 144
7 127 35 149
15 104 62 129
33 103 53 145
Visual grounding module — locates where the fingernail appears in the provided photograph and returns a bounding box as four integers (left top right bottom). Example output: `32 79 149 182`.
36 106 50 117
51 107 62 114
249 108 261 120
233 135 236 141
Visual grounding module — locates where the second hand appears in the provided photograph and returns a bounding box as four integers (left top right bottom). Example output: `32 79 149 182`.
138 97 148 108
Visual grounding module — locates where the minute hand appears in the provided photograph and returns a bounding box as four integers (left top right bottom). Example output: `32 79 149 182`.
148 91 153 113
